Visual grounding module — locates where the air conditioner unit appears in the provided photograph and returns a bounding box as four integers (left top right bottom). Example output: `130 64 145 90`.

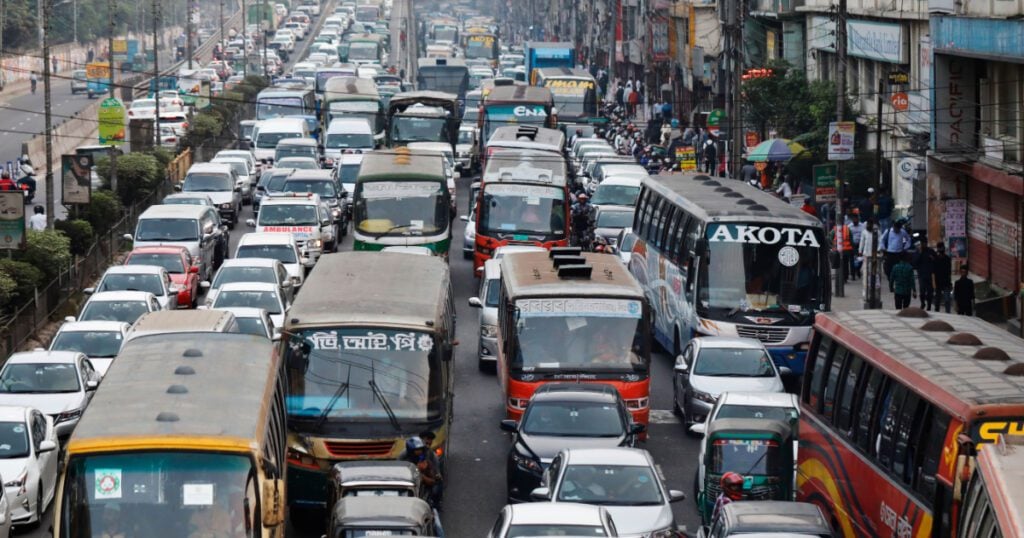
998 135 1021 162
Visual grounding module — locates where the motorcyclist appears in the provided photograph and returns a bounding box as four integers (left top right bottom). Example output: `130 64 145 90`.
17 157 36 202
711 472 745 523
402 436 443 509
0 171 17 191
571 193 595 249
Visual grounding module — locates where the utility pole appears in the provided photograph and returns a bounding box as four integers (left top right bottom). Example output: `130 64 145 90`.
108 0 118 193
833 0 847 298
1 0 6 91
608 0 617 82
43 0 54 228
242 0 248 77
875 77 883 187
220 0 225 58
73 0 78 44
730 0 745 178
153 0 161 149
186 0 194 68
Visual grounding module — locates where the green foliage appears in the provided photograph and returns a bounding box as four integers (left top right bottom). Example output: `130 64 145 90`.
96 152 163 205
55 219 95 256
0 271 16 310
148 147 175 170
182 112 226 149
83 190 124 234
3 0 187 52
0 260 43 307
20 230 72 279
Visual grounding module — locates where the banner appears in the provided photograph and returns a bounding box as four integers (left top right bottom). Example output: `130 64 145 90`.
813 163 838 203
675 146 697 171
827 121 855 161
62 154 93 205
0 193 26 250
97 98 126 146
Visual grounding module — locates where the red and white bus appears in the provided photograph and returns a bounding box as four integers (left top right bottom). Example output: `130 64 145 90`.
496 250 651 426
799 309 1024 537
958 435 1024 537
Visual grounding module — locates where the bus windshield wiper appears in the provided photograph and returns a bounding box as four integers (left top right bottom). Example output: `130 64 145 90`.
369 223 416 239
314 368 351 432
368 364 401 432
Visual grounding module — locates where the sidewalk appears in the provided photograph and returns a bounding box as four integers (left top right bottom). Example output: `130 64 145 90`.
829 268 953 314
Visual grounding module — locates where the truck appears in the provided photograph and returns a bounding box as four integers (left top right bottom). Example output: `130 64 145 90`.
523 42 575 86
247 1 279 33
85 62 112 98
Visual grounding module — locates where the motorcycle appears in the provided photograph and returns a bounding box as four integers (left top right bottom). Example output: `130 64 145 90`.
16 161 36 203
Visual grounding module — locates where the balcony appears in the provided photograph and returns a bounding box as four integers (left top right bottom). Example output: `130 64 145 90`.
750 0 804 15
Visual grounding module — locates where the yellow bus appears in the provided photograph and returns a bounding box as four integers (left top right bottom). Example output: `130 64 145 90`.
53 333 287 538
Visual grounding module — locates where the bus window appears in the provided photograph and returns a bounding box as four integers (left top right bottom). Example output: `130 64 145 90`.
893 392 923 482
855 366 885 452
665 211 683 260
876 382 908 470
835 354 863 436
915 408 950 499
806 336 833 409
821 346 847 420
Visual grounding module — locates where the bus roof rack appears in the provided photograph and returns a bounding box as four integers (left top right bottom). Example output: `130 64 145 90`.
549 246 582 258
557 264 593 279
552 255 586 267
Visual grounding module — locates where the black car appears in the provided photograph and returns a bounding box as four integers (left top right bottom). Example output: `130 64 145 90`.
500 383 644 503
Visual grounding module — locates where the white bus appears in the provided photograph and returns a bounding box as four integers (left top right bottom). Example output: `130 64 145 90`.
627 173 829 375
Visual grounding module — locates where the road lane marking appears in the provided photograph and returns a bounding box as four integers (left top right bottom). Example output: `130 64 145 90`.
648 409 678 424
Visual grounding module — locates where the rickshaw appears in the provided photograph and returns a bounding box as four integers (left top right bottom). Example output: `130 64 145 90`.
326 496 443 537
696 418 795 528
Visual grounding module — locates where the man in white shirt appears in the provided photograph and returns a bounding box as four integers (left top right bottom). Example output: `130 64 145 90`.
29 205 46 230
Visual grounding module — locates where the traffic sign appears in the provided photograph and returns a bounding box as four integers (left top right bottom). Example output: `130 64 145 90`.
890 92 909 112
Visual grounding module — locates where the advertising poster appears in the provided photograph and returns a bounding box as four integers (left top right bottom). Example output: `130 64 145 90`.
944 198 967 259
0 192 26 250
675 146 697 171
813 163 837 203
62 154 93 205
827 121 855 161
97 98 126 145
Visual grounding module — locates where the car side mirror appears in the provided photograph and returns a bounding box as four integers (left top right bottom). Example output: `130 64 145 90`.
321 219 331 227
674 356 688 372
281 280 294 288
174 184 183 192
689 422 707 436
246 218 257 227
668 490 686 503
86 380 99 391
123 233 134 242
38 440 58 454
468 297 482 308
200 281 211 289
65 316 76 323
500 419 517 433
779 366 794 376
460 215 469 222
629 423 645 435
257 185 266 192
84 287 95 295
529 487 551 501
272 327 282 341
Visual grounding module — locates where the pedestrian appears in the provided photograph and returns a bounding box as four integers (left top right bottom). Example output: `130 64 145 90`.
615 83 624 108
890 253 916 309
702 136 717 175
858 187 876 222
954 265 975 315
847 212 865 278
913 241 936 310
569 128 582 147
830 219 854 283
660 121 671 146
661 99 672 122
87 48 95 63
876 188 894 231
740 161 758 185
401 436 443 508
880 218 912 289
775 176 793 200
28 205 46 231
627 85 639 119
933 241 953 313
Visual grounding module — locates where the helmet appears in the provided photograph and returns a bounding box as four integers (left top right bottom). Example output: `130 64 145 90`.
671 119 679 128
577 193 589 201
405 437 426 452
721 472 744 500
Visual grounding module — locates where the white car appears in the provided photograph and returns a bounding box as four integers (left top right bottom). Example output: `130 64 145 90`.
74 291 161 324
87 265 179 310
0 477 11 536
207 282 288 328
202 257 295 306
48 320 129 377
486 503 617 537
0 351 100 440
216 307 278 340
210 156 254 204
0 406 58 528
127 98 157 120
234 233 307 287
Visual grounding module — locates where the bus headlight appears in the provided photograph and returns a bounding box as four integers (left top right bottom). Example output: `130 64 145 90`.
624 398 649 410
286 447 319 470
480 324 497 338
508 397 529 411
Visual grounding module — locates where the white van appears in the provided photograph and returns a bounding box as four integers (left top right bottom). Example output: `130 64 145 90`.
251 117 310 162
126 204 227 282
180 162 243 226
590 175 643 208
246 193 334 265
323 118 375 162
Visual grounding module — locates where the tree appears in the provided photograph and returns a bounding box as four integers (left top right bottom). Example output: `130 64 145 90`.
19 229 72 280
82 190 124 234
96 152 163 205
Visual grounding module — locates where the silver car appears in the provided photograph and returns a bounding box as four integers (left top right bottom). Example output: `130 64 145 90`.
672 337 788 428
531 448 685 537
0 351 100 440
593 206 635 249
468 259 501 371
487 502 618 537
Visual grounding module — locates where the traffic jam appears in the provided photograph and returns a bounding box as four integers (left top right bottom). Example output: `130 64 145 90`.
1 0 1023 536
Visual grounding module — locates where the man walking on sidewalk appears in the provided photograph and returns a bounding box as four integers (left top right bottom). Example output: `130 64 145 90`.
933 242 953 313
880 219 912 290
913 241 936 310
954 265 975 316
891 253 916 309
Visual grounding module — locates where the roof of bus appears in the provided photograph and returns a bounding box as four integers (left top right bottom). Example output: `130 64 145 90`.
643 173 821 228
537 67 594 79
324 76 380 99
816 310 1024 412
500 251 643 299
485 85 554 104
67 333 277 452
357 149 445 179
977 438 1024 533
286 252 450 329
488 125 565 147
257 87 312 97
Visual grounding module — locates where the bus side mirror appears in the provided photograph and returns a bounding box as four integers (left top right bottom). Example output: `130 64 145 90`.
695 238 708 257
261 478 285 526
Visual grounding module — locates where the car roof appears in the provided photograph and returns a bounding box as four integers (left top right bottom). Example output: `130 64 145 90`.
694 336 767 350
139 204 209 219
259 193 322 205
129 245 189 255
187 162 234 174
596 205 634 215
277 138 318 146
220 257 282 268
217 282 280 292
56 320 130 332
215 307 268 319
598 174 644 187
507 502 607 525
563 447 651 466
238 232 297 246
407 142 453 153
103 264 165 276
256 117 307 130
85 291 157 302
531 382 621 403
719 391 799 408
0 406 31 421
6 350 84 364
722 501 831 533
493 245 546 258
327 118 374 133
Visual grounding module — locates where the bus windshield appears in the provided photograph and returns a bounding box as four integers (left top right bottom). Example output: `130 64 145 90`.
285 328 444 428
699 223 824 319
479 184 565 240
257 97 304 120
465 36 495 60
512 298 648 372
60 452 255 538
347 42 379 61
355 181 446 236
390 116 451 145
434 26 457 43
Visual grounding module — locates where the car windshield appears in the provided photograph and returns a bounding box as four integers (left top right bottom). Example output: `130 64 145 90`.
0 421 30 458
275 145 317 160
458 130 474 144
59 452 255 538
478 184 565 239
51 331 124 358
212 266 277 288
507 525 608 537
80 300 149 323
0 363 80 393
235 317 269 338
326 132 374 149
390 116 451 144
557 464 663 505
591 185 640 207
347 42 379 60
693 347 776 377
513 298 648 372
215 161 248 177
355 181 447 236
596 210 633 228
183 173 232 192
283 180 337 198
258 204 319 226
256 131 302 149
522 400 625 437
716 404 799 424
286 328 444 428
98 273 165 296
213 290 282 314
237 244 298 264
711 439 781 475
126 253 186 273
136 219 199 242
276 158 318 170
259 172 291 192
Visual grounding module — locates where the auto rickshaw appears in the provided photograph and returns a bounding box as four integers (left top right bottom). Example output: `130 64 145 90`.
696 418 795 528
325 496 443 537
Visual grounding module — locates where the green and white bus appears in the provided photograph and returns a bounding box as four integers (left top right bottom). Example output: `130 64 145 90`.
352 149 452 256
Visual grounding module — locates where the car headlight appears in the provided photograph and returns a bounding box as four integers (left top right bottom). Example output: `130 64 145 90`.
4 470 26 495
693 389 716 403
511 448 542 474
57 408 82 423
221 203 233 209
308 239 322 248
332 208 341 217
480 324 497 338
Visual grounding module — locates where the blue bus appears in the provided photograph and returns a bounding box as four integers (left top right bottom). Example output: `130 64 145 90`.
255 85 318 121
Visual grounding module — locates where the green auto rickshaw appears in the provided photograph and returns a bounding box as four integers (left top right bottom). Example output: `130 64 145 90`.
696 418 795 528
